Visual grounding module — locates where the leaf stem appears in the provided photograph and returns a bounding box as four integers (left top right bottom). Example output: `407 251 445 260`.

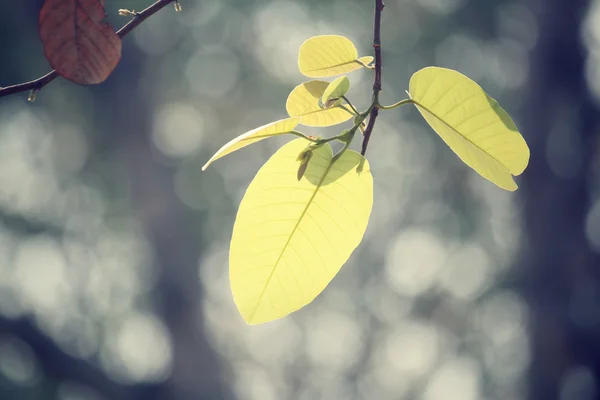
338 104 358 116
355 59 375 69
0 0 176 99
332 139 353 163
289 131 321 142
290 130 353 145
361 0 385 156
377 98 414 110
341 96 360 115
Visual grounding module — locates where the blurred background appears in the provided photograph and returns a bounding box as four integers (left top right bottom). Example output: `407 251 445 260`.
0 0 599 399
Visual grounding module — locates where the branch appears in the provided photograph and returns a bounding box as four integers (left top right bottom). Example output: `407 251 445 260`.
0 208 64 237
0 316 167 400
0 0 177 99
361 0 384 156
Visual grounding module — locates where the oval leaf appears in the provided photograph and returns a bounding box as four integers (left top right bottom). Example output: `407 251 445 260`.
409 67 530 191
286 81 353 127
39 0 122 84
322 76 351 106
202 117 301 171
299 35 373 78
230 139 373 324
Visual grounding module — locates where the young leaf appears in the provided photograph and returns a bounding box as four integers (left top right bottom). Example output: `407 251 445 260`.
321 76 351 106
202 118 301 171
39 0 122 85
230 139 373 324
409 67 530 191
298 35 374 78
296 149 312 181
286 81 353 127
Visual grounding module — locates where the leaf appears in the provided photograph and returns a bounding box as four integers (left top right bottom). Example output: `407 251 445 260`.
202 118 301 171
409 67 530 191
298 35 373 78
39 0 122 84
321 76 350 106
286 81 353 127
296 148 313 181
230 139 373 324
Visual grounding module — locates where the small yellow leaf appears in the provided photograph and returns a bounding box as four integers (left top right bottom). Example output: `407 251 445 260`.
202 117 301 171
298 35 373 78
409 67 530 191
321 76 351 105
230 139 373 324
286 80 353 127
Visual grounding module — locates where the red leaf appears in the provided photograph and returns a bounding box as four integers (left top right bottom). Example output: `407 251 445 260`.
39 0 122 85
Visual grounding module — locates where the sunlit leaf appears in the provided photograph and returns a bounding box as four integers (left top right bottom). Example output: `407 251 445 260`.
286 81 353 127
202 118 301 171
299 35 373 78
230 139 373 324
321 76 350 107
409 67 530 191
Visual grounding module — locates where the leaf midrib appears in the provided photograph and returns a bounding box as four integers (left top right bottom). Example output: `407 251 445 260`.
412 99 512 174
247 155 334 323
304 58 367 73
291 105 354 118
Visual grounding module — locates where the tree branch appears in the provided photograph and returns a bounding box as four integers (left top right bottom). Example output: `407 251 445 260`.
361 0 384 156
0 316 168 400
0 0 176 99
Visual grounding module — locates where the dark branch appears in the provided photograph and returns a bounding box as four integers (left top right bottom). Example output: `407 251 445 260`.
0 208 64 237
0 316 166 400
0 0 176 99
361 0 384 156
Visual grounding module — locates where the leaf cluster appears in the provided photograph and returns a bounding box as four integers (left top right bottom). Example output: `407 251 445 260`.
203 35 530 324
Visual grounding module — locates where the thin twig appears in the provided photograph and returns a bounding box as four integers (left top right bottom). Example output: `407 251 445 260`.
0 0 176 99
361 0 384 156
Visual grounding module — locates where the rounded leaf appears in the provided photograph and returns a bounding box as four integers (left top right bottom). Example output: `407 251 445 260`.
322 76 351 105
39 0 122 84
230 139 373 324
202 117 301 171
409 67 530 191
298 35 373 78
286 81 353 127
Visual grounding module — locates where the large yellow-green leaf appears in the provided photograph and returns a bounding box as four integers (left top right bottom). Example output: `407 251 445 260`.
202 118 300 171
409 67 530 191
298 35 374 78
286 80 353 127
230 139 373 324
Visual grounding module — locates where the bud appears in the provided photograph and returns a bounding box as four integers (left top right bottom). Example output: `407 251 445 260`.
28 89 37 102
118 9 138 16
296 148 313 162
296 149 313 181
359 121 367 134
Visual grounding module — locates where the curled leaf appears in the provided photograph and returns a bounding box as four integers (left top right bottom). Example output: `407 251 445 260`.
286 81 353 127
321 76 351 106
202 118 301 171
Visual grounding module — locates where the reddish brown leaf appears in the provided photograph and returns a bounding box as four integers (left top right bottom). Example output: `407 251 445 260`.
39 0 122 85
